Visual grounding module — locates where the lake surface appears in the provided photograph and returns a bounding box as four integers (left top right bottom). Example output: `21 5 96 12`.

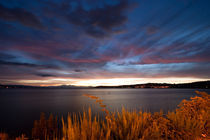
0 88 209 135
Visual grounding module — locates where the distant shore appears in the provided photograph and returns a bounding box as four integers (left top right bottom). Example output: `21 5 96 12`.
0 80 210 89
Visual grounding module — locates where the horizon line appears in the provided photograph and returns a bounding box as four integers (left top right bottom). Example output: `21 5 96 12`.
1 79 209 87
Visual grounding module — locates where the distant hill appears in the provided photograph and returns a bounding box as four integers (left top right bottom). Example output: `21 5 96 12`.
0 81 210 89
0 84 88 89
95 81 210 89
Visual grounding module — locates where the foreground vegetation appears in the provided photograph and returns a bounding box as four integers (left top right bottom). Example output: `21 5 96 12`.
1 91 209 140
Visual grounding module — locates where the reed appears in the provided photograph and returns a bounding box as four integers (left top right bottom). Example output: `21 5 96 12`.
2 91 209 140
60 91 209 140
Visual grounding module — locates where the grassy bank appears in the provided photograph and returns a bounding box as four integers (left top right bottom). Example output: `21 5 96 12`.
1 91 209 140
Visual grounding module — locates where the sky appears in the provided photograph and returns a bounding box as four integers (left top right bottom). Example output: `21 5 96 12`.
0 0 210 86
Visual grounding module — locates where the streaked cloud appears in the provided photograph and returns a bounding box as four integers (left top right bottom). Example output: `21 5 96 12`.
0 0 209 86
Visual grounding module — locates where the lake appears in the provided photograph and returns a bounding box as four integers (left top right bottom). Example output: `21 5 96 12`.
0 88 209 136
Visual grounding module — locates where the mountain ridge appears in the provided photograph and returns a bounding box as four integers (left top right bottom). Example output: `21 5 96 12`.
0 81 210 89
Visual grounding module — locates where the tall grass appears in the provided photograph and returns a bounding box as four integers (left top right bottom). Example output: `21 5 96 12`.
1 91 209 140
61 91 209 140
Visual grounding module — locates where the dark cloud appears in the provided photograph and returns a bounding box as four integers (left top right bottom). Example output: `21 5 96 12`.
66 0 134 38
0 52 16 60
35 73 57 77
86 27 108 38
0 4 44 29
0 60 58 69
74 69 85 72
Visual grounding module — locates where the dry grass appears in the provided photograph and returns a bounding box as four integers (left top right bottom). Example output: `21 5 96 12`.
2 91 209 140
32 113 58 140
61 91 209 140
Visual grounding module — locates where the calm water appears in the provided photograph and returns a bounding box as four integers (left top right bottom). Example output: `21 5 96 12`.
0 88 209 135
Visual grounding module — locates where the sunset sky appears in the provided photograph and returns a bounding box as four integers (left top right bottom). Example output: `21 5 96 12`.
0 0 210 86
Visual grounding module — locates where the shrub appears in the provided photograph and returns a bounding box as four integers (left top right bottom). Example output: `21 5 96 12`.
11 91 209 140
60 91 209 140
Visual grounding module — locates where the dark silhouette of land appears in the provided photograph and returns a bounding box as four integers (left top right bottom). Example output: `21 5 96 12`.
0 84 87 89
96 81 210 89
0 81 209 89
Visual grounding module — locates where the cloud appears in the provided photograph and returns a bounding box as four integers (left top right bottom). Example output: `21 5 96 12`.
0 60 57 69
35 73 57 77
0 52 16 60
0 0 209 86
66 0 135 38
137 42 210 64
146 26 159 35
74 69 85 72
0 4 44 29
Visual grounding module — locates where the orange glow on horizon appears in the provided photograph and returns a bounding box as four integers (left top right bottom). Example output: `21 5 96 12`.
7 77 209 87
